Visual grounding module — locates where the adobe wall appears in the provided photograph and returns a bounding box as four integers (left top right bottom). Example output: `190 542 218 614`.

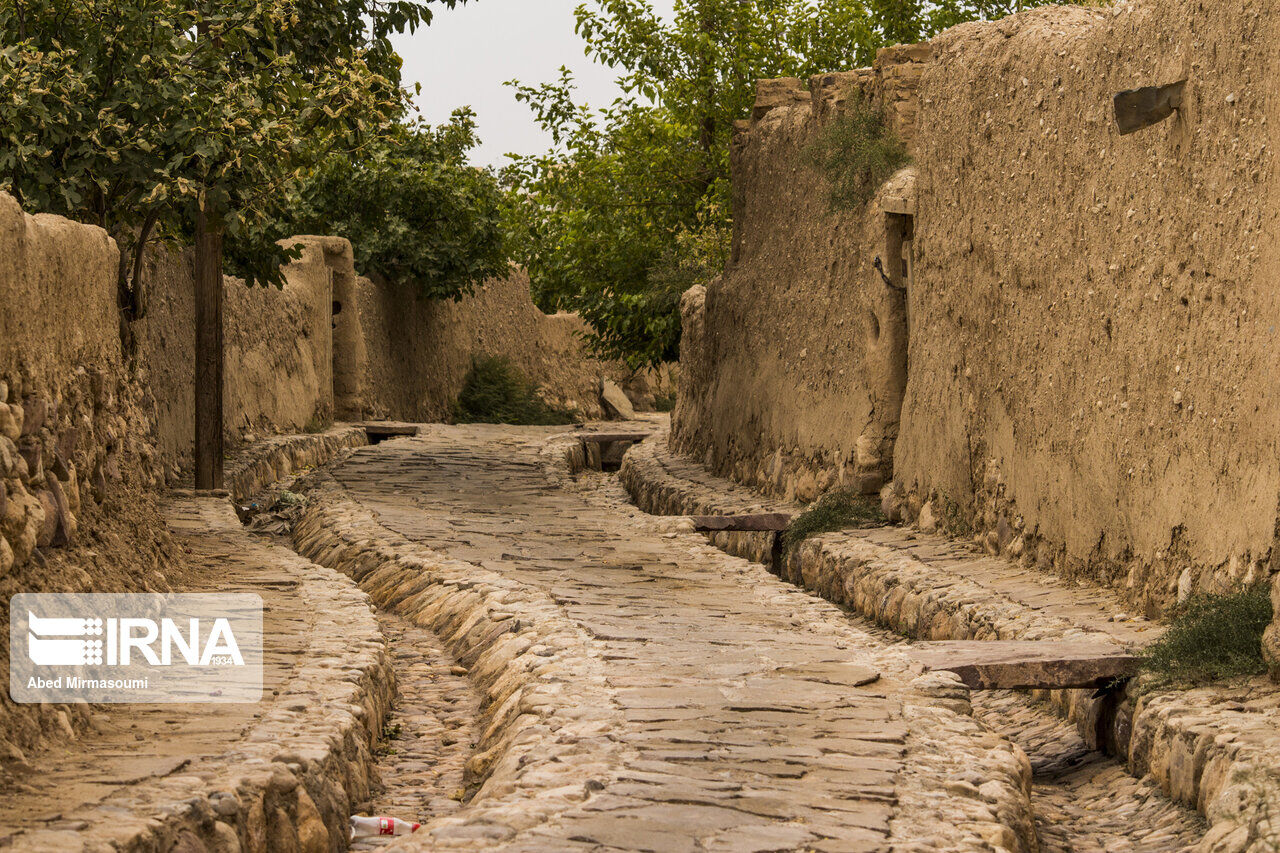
895 0 1280 614
141 237 338 474
355 268 624 422
674 47 931 502
0 192 178 754
674 0 1280 617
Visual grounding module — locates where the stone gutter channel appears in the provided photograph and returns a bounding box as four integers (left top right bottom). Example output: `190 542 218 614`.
289 428 1042 852
617 431 1280 853
5 425 394 852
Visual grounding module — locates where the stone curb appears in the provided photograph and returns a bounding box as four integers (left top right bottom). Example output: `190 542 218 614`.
621 434 1280 853
226 425 369 503
293 478 626 850
23 498 394 853
546 434 1039 853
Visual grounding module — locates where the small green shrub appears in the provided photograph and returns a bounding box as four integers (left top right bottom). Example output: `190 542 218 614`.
653 392 676 413
1139 584 1273 690
937 495 973 538
807 90 910 211
452 356 577 426
303 414 330 434
782 487 885 551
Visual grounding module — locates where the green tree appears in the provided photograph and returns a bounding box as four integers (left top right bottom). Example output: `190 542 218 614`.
506 0 1089 368
0 0 458 486
506 0 872 367
283 110 508 301
0 0 457 312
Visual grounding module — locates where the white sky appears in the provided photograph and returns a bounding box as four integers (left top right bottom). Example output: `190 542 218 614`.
392 0 676 169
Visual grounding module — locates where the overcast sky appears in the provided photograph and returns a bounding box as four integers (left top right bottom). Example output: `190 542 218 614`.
392 0 676 168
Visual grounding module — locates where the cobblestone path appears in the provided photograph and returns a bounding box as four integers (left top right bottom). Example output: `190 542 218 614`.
325 425 1032 852
0 500 306 835
620 426 1207 852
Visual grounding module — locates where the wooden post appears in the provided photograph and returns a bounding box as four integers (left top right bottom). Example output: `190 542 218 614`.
194 201 224 490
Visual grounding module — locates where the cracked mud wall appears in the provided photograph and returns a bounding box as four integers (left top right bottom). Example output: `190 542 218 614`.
674 49 929 503
675 0 1280 618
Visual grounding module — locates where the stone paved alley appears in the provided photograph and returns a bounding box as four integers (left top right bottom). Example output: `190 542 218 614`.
292 424 1206 852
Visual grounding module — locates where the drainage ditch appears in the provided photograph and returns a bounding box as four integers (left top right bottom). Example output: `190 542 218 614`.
238 487 481 849
350 610 481 850
595 463 1207 852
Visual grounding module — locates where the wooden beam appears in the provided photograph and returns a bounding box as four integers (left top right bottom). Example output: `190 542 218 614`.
689 513 793 533
909 640 1139 690
362 422 420 437
193 203 224 491
578 432 653 444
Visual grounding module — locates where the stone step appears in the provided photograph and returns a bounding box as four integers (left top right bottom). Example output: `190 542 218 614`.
576 431 654 444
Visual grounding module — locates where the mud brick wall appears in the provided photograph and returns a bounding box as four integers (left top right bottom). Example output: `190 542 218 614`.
673 0 1280 632
674 46 930 503
355 268 627 422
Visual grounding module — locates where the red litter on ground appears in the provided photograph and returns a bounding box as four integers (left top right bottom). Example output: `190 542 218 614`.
350 815 422 838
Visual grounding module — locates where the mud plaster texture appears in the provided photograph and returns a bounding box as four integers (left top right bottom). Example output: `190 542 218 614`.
140 236 343 475
674 0 1280 637
673 48 928 507
355 268 667 423
0 192 181 757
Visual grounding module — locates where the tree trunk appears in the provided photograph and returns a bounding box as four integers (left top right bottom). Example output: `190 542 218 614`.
193 201 224 490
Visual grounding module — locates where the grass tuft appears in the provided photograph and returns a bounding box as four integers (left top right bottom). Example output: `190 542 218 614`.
1139 583 1273 690
452 355 577 426
653 392 676 413
782 487 885 551
807 89 911 211
303 413 330 434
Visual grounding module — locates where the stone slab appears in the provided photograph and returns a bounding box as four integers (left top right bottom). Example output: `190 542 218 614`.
689 513 793 532
909 640 1139 690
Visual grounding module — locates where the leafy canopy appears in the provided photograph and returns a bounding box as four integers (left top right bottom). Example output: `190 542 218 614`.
505 0 873 368
284 109 509 301
0 0 458 314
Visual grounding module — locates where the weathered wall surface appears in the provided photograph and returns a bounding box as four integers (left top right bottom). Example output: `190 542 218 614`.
675 0 1280 617
356 268 622 422
144 243 640 470
674 47 930 502
0 193 629 750
0 192 178 754
141 237 338 474
894 1 1280 614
